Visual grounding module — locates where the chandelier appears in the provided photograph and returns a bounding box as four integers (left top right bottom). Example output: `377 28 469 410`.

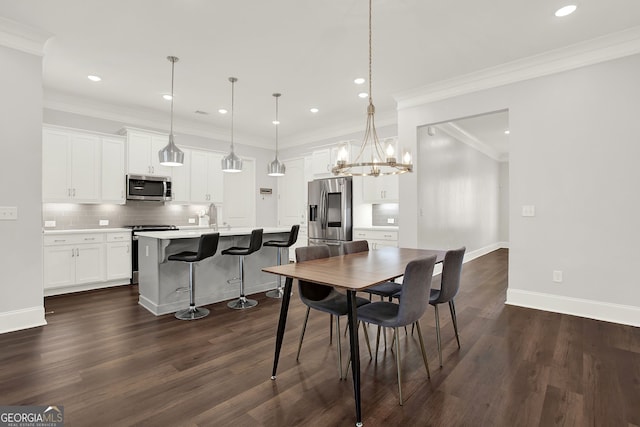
332 0 412 177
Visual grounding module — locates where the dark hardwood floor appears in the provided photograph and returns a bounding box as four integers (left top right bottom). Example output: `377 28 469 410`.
2 249 639 426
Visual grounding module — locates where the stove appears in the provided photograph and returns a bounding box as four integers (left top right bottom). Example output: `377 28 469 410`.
125 225 179 284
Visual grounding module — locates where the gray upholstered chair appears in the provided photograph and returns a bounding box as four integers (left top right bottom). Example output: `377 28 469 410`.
429 246 465 367
357 255 437 405
343 240 402 300
295 245 371 380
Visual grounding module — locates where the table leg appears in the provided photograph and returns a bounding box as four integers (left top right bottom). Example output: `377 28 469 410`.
346 290 363 426
271 276 293 380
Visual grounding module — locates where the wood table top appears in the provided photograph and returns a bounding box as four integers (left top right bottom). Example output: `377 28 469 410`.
262 247 446 291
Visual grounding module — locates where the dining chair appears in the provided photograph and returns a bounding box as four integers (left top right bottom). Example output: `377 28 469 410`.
295 245 372 380
429 246 465 367
356 255 437 405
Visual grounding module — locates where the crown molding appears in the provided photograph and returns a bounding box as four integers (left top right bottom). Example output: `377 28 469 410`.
279 109 397 149
43 89 272 149
395 26 640 110
0 16 51 56
435 122 503 162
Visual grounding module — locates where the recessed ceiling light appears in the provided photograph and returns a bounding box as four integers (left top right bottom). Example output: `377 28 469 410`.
354 78 365 85
358 92 368 98
504 130 510 135
87 75 101 82
272 120 280 125
310 107 319 113
163 94 173 101
555 5 576 17
218 108 228 114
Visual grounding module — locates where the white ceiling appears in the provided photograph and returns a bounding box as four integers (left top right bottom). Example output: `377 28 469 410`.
2 0 640 148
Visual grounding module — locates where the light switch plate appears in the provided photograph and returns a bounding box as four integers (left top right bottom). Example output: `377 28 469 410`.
0 206 18 220
44 220 56 227
521 205 536 217
99 219 109 226
387 218 395 224
188 218 196 224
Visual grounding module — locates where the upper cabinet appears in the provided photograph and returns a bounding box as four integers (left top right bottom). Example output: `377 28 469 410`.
362 174 399 203
170 148 191 204
311 145 346 178
125 128 174 177
190 149 224 203
101 137 126 204
43 127 101 203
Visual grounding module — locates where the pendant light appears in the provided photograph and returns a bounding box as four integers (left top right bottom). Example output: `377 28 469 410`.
158 56 185 167
332 0 412 177
221 77 243 173
267 93 286 177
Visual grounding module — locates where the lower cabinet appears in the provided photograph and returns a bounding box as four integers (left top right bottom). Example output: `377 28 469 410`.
353 228 398 250
43 231 131 295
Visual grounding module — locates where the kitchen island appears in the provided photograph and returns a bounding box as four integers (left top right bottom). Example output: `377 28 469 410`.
135 227 292 315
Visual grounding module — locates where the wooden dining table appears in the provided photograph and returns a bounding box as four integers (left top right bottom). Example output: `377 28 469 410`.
262 246 447 427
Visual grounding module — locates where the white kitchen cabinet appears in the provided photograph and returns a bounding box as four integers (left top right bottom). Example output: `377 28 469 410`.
169 148 191 203
312 149 332 176
43 128 100 203
190 149 224 203
43 233 105 290
353 228 398 250
125 129 173 177
101 136 126 203
106 233 132 280
362 173 399 203
278 158 307 261
223 158 255 227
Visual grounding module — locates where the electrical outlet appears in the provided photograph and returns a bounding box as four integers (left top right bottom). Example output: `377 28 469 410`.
387 218 395 224
522 205 536 217
44 220 56 227
553 270 563 283
188 218 196 224
99 219 109 226
0 206 18 220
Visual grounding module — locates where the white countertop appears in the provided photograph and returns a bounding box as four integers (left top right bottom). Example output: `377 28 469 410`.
134 227 291 240
353 226 399 231
43 228 130 235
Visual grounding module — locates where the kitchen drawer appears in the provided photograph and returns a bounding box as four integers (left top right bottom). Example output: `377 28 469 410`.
106 232 131 242
353 229 398 241
43 233 105 246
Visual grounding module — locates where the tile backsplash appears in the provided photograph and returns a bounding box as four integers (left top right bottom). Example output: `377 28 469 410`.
42 201 220 229
372 203 399 226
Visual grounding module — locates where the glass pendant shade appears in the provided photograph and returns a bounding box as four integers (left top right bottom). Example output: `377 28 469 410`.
159 55 184 167
222 77 243 173
267 92 285 177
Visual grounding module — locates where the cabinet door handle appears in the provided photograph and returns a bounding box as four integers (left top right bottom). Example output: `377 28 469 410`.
71 248 75 257
54 239 66 243
67 188 71 197
73 188 76 197
152 166 155 174
127 244 130 253
113 236 123 240
84 237 95 241
76 248 80 256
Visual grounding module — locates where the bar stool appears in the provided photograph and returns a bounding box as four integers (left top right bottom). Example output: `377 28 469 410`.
168 232 220 320
222 228 263 310
264 225 300 299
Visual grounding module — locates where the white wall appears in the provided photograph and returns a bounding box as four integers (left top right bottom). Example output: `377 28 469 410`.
417 125 501 252
399 54 640 326
0 45 46 332
498 162 509 243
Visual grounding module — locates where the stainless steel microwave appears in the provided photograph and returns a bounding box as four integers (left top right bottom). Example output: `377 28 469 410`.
126 174 172 201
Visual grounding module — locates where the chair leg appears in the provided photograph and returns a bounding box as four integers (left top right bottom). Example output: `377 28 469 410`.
360 321 372 359
393 328 403 405
336 315 344 380
329 314 333 345
434 304 443 367
415 320 431 379
296 307 311 361
449 300 461 348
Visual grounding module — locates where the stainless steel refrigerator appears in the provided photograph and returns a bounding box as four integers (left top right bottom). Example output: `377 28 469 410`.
308 176 353 255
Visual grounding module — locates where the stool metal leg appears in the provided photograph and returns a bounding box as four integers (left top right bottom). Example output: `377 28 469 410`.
175 262 210 320
266 248 284 299
228 256 258 310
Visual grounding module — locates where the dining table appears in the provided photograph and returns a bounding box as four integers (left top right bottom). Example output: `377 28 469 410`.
262 246 447 427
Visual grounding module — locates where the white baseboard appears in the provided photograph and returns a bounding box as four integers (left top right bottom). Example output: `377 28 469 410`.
0 306 47 334
506 289 640 327
426 241 507 277
44 279 130 297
